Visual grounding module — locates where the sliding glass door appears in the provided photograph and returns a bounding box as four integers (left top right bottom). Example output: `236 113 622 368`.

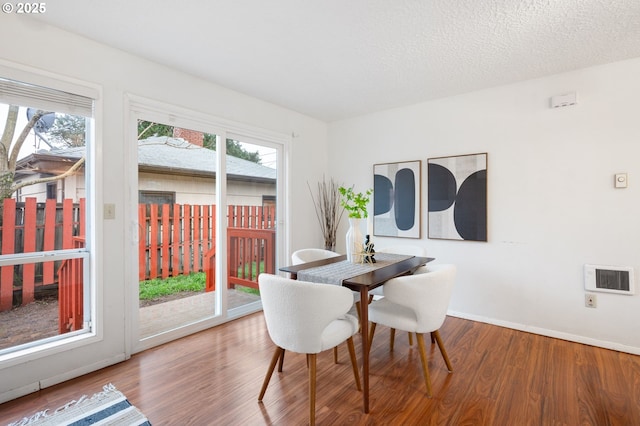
129 103 284 351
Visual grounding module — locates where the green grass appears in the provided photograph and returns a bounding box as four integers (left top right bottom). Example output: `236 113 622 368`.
139 272 206 300
235 261 264 296
237 260 266 276
139 261 265 300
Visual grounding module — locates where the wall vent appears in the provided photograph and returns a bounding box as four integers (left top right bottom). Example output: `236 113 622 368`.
584 264 634 295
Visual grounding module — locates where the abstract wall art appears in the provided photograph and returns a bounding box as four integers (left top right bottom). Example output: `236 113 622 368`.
427 153 487 241
373 160 421 238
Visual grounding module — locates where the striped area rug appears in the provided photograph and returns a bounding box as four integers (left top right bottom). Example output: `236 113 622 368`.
6 384 150 426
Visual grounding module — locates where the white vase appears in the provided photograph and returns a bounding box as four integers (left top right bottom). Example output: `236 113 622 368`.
346 218 364 263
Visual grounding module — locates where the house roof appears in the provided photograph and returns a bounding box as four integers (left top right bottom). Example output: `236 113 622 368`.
15 137 277 183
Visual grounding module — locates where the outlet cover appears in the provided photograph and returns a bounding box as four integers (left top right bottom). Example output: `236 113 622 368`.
585 293 597 308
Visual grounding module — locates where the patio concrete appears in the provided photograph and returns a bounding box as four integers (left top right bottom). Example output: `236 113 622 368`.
139 289 260 339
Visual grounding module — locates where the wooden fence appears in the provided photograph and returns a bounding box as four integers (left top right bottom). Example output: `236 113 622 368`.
1 199 276 321
0 198 84 311
138 203 276 282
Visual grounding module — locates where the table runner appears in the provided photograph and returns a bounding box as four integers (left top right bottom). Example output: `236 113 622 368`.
297 252 411 285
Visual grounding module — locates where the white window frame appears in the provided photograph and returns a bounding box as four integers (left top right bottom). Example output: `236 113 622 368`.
0 63 101 366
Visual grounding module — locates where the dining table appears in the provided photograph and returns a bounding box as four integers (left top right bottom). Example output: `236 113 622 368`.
279 253 434 413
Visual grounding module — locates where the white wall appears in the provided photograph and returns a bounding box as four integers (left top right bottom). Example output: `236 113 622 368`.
0 16 327 402
328 58 640 354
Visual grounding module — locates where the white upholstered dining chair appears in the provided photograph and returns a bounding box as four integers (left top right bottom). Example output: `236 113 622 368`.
368 264 456 397
292 248 363 342
369 245 427 297
369 245 428 346
291 248 340 264
376 245 426 258
257 273 361 426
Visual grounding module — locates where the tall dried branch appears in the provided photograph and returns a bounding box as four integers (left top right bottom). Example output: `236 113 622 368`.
308 176 344 250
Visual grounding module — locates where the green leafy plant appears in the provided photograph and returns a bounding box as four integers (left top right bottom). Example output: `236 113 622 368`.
338 186 373 219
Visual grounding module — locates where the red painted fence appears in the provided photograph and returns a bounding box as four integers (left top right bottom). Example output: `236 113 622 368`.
1 199 276 330
138 204 276 282
0 198 84 312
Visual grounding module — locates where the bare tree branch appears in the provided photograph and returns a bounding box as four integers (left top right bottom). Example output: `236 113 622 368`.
0 105 19 169
8 110 50 171
10 157 85 194
138 122 155 139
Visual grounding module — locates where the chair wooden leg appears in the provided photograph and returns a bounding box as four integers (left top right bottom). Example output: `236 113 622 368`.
259 346 284 401
347 337 362 391
355 301 362 334
278 349 285 372
416 333 433 397
368 294 374 304
368 322 377 353
333 347 339 364
346 337 362 391
309 353 317 426
408 332 413 346
390 328 396 352
433 330 453 372
430 331 436 344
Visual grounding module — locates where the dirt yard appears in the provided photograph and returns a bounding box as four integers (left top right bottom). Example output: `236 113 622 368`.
0 298 59 350
0 292 199 351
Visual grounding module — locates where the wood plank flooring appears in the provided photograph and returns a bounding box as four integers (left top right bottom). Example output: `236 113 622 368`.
1 314 639 425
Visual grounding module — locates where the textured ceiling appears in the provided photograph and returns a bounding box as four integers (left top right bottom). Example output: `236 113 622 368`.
29 0 640 122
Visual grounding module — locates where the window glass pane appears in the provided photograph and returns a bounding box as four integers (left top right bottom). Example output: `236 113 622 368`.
226 139 277 312
137 121 217 339
0 78 92 355
0 255 88 355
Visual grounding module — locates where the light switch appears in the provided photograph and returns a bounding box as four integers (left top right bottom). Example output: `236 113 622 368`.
104 203 116 219
615 173 628 188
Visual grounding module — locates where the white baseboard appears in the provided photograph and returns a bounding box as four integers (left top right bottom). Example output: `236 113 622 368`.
0 382 40 405
39 353 127 389
0 353 127 405
447 310 640 356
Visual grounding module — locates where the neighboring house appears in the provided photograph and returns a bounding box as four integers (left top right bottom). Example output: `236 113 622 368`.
13 134 277 207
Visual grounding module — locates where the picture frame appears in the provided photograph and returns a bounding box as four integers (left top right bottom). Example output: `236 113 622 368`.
427 153 487 241
373 160 421 238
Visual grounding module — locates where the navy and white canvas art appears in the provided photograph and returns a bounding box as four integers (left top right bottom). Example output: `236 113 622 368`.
373 160 421 238
427 153 487 241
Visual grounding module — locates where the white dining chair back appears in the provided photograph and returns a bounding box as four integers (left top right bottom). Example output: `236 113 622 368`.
257 273 361 425
259 273 358 353
368 263 456 397
291 248 340 265
291 247 365 363
380 264 454 332
376 245 426 257
369 245 426 298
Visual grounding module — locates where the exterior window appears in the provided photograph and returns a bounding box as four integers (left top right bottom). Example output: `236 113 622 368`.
139 190 175 205
262 195 276 211
46 182 57 200
0 76 94 356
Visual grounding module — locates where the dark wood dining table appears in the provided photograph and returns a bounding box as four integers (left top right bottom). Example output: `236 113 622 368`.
279 254 434 413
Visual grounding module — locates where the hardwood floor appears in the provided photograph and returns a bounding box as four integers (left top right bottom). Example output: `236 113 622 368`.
1 313 639 425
